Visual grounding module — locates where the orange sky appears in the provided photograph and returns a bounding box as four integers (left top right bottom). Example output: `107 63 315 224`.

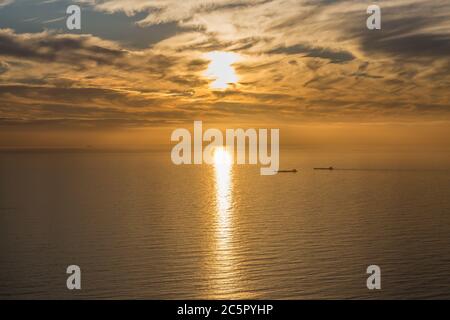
0 0 449 148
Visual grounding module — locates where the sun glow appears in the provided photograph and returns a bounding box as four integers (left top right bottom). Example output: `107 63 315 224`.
204 51 240 90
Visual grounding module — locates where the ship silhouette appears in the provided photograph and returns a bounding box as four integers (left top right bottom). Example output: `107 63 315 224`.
277 169 298 173
314 167 334 170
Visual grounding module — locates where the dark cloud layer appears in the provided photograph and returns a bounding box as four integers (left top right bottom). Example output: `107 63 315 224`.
268 43 355 63
0 29 126 65
342 4 450 59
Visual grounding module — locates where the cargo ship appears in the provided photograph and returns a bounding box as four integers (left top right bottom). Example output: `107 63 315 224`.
277 169 298 173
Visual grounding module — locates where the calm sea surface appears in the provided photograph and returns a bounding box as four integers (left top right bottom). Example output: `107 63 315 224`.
1 148 450 299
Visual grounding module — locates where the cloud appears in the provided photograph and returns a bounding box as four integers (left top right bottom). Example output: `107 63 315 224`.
0 0 13 8
0 61 8 74
355 15 450 58
0 0 449 135
268 44 355 63
0 84 199 127
90 0 271 24
0 29 126 66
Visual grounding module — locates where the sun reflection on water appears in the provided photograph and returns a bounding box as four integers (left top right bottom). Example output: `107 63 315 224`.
210 147 240 297
214 147 233 224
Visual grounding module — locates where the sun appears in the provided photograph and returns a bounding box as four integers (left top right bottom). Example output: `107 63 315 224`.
204 51 240 90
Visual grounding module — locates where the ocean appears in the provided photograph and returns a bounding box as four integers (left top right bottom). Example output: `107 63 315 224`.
1 148 449 299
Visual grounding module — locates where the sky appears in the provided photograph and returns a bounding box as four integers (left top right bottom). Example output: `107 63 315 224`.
0 0 449 148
